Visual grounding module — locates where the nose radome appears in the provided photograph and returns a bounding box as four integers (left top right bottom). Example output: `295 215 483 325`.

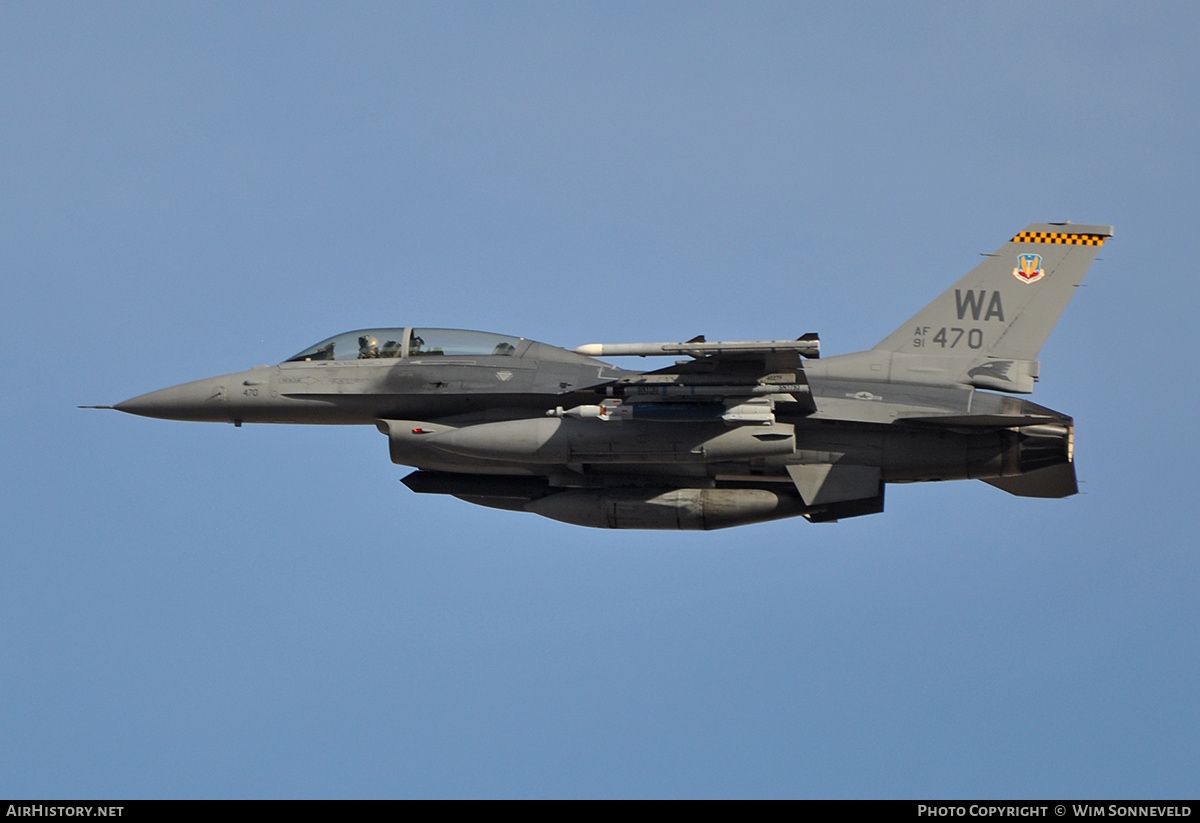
114 377 230 422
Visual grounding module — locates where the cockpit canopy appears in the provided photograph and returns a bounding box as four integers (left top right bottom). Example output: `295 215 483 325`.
285 328 525 362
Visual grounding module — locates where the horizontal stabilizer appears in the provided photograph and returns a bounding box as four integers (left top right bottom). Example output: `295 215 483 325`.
897 413 1062 428
980 462 1078 498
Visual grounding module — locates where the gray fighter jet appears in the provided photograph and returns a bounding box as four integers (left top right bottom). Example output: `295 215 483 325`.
98 222 1111 529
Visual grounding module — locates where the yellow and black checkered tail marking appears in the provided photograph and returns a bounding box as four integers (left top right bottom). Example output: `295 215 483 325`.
1011 231 1107 246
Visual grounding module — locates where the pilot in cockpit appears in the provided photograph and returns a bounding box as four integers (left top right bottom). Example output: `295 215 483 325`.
358 335 380 359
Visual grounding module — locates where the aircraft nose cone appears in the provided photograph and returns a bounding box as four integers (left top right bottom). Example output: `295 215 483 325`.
114 377 230 422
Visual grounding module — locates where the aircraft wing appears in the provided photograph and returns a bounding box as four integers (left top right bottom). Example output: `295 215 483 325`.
575 335 820 416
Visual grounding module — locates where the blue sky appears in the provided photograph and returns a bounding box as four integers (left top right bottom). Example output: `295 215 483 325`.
3 2 1198 798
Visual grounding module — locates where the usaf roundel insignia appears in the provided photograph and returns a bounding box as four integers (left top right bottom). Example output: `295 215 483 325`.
1013 253 1045 284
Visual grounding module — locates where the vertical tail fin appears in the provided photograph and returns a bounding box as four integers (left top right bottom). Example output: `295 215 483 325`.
870 223 1112 393
875 223 1112 361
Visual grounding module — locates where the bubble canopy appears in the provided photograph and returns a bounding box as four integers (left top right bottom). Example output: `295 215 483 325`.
285 328 525 362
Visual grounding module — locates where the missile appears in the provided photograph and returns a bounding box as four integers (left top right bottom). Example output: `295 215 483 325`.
572 334 819 359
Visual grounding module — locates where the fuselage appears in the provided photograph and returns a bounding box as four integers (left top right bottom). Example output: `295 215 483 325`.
101 221 1106 529
113 327 1071 498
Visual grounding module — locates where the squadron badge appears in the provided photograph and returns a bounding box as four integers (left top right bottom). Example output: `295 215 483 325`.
1013 253 1045 284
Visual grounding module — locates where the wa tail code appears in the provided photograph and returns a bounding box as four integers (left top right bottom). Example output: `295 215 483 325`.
955 289 1005 322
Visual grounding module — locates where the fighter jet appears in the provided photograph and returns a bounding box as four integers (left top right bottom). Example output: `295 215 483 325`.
96 222 1111 529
